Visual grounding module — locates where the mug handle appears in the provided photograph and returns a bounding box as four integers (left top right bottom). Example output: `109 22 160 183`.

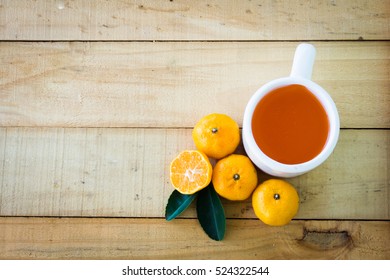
290 43 316 80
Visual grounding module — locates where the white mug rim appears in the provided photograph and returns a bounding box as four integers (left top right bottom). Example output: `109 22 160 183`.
242 76 340 177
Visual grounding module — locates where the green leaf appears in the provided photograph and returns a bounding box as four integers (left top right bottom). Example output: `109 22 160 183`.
165 190 197 221
196 184 226 241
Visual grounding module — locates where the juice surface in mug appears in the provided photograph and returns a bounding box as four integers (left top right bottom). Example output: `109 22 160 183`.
251 84 329 164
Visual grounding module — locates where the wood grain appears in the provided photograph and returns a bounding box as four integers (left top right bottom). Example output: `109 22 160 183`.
0 127 388 220
0 217 388 259
1 41 389 128
0 0 389 41
0 0 389 262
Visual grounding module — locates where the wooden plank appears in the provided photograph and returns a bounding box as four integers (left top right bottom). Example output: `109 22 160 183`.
0 217 388 259
0 41 389 128
0 127 388 220
0 0 389 41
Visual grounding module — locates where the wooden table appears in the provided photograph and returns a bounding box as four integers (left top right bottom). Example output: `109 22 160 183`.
0 0 389 259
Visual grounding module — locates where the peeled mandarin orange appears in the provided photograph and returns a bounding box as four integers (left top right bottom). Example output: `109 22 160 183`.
212 154 258 201
252 179 299 226
170 150 212 195
192 113 240 159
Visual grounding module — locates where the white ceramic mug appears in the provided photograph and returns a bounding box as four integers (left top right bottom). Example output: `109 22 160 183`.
243 43 340 178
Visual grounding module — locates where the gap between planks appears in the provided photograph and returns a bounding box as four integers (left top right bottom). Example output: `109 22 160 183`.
2 39 390 43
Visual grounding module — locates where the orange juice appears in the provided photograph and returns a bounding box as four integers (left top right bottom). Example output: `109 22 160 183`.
251 84 329 164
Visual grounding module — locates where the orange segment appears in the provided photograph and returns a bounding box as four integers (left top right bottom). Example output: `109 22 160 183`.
170 150 212 194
